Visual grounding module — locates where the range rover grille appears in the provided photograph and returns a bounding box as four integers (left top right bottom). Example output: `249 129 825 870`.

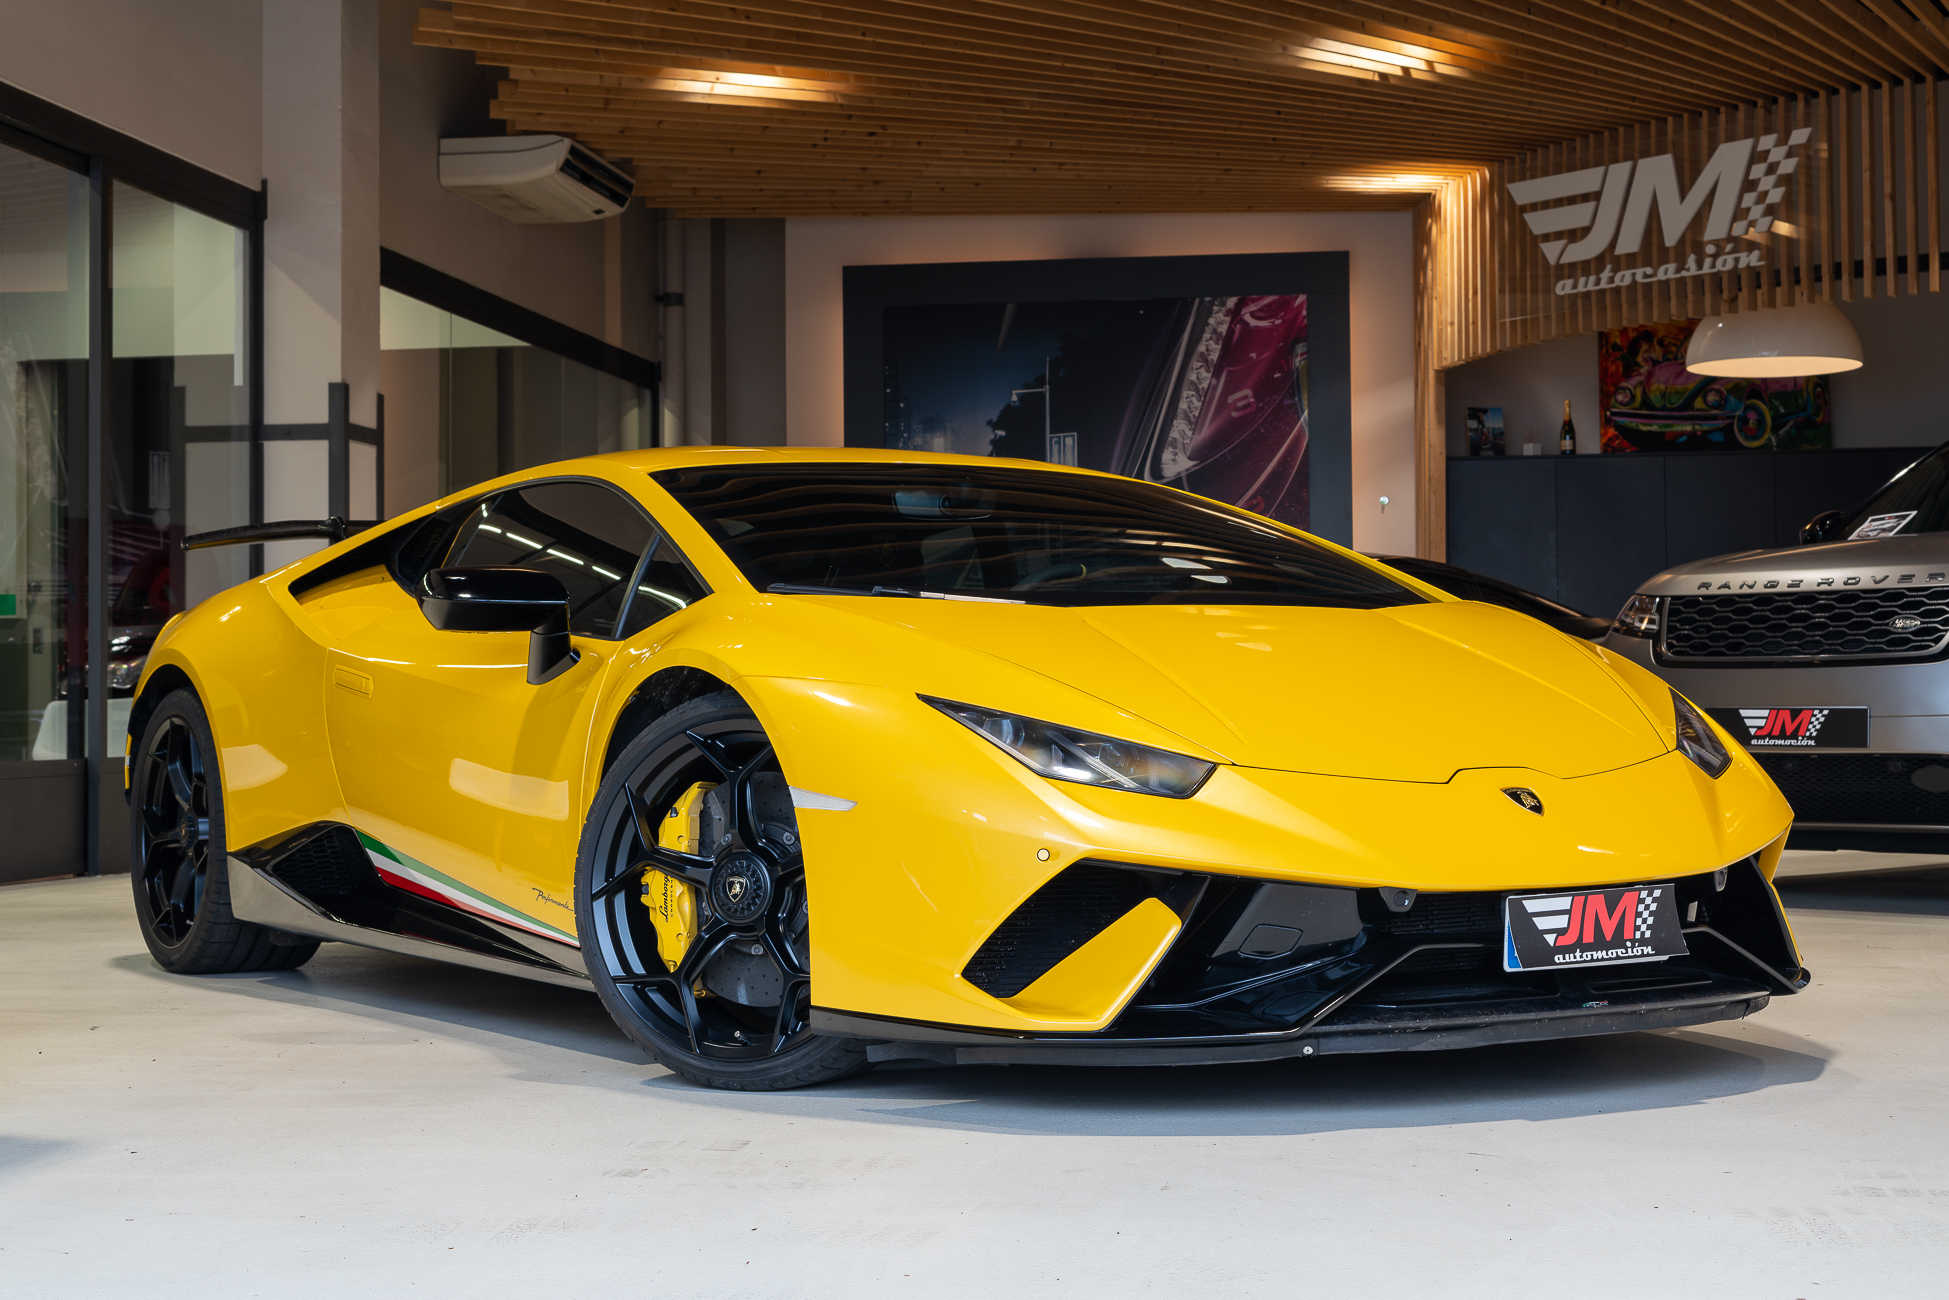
1662 587 1949 661
1756 752 1949 825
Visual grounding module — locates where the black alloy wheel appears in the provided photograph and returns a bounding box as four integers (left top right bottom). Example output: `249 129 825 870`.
137 713 210 944
578 692 869 1090
129 688 318 974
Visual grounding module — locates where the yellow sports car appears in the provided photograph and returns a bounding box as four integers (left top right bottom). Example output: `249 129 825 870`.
128 449 1806 1089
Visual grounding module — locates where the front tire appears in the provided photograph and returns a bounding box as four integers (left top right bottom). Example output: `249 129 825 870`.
577 692 870 1090
129 688 318 974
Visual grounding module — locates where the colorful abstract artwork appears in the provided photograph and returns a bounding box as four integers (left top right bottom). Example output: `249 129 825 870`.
1600 318 1831 453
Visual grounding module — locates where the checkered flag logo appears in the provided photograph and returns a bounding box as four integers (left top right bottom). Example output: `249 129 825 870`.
1634 888 1663 939
1732 129 1811 236
1808 708 1829 737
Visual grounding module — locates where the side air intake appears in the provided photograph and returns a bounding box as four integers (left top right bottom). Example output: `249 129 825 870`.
961 863 1160 999
267 827 374 899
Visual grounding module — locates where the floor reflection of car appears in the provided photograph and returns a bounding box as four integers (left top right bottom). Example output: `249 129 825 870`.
1369 556 1612 640
1607 360 1828 451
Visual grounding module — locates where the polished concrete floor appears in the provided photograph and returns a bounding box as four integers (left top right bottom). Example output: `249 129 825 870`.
5 870 1947 1298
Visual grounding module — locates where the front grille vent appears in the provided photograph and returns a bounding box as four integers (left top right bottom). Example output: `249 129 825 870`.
962 862 1157 999
269 827 373 898
1663 587 1949 662
1756 752 1949 826
1388 947 1493 975
1369 891 1501 935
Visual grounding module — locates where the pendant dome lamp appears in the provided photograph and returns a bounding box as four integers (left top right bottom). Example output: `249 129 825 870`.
1684 301 1864 377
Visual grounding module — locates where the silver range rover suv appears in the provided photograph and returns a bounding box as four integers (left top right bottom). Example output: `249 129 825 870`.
1605 441 1949 853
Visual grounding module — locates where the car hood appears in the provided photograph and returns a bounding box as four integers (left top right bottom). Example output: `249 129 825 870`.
759 597 1671 783
1635 533 1949 597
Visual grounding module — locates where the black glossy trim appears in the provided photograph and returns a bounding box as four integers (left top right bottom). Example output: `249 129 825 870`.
380 248 659 390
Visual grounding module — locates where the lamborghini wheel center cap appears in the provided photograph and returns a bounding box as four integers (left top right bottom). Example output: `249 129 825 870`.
710 852 772 924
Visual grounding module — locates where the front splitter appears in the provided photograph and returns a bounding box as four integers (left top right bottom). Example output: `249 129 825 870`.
816 988 1768 1068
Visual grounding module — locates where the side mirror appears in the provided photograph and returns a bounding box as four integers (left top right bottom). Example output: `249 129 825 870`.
1799 509 1848 546
421 567 579 685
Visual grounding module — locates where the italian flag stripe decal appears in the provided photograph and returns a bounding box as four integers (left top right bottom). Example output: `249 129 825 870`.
354 830 579 947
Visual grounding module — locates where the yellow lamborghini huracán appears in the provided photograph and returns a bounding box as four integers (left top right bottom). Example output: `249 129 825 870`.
128 450 1805 1089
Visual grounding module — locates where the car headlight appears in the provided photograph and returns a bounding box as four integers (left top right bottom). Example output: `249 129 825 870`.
107 656 147 691
922 696 1216 798
1611 593 1660 638
1672 690 1731 778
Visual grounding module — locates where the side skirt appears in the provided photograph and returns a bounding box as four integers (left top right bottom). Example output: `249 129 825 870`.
229 855 591 989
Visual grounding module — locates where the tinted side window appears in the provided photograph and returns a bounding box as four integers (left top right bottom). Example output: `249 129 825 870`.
618 537 709 639
447 481 654 638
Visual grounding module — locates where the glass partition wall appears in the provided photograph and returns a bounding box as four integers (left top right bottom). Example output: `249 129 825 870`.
105 182 250 712
0 113 259 881
0 141 86 766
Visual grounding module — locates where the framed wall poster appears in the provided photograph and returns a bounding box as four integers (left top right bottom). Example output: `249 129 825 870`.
842 253 1352 543
1600 319 1831 453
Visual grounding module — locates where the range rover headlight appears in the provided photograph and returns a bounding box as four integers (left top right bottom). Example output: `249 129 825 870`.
922 696 1216 798
1673 690 1731 778
1612 593 1660 638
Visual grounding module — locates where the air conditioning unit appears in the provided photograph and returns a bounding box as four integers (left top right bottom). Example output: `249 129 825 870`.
438 135 633 223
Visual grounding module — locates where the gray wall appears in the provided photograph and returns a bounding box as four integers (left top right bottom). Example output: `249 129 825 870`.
724 218 786 446
0 0 263 187
1444 333 1597 456
1830 291 1949 448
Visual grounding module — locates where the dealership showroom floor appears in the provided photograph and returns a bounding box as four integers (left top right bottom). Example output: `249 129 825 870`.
3 858 1943 1299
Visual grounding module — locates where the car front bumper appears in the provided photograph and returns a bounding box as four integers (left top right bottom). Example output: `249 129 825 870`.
815 854 1798 1061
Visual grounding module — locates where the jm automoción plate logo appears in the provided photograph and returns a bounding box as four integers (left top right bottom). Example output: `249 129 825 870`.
1739 707 1829 746
1506 885 1679 971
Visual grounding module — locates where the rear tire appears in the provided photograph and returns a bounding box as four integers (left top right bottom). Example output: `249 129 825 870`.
577 691 870 1090
129 688 319 974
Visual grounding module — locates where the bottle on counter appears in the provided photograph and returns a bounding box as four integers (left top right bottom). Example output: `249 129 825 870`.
1559 399 1577 455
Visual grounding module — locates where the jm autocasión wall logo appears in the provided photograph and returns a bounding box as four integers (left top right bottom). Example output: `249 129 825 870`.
1507 130 1810 298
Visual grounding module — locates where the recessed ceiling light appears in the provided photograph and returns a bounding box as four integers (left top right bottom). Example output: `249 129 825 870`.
636 64 856 104
1277 24 1505 84
1322 173 1457 192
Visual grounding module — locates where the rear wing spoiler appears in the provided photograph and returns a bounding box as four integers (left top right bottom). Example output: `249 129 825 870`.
181 518 379 551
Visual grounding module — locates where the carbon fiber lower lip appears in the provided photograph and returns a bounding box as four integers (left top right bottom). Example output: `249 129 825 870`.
833 988 1771 1068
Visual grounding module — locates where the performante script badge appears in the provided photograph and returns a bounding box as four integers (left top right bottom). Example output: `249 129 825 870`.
1503 787 1544 814
1504 884 1687 972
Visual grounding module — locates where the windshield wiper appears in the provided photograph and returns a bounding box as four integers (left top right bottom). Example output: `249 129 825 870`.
768 582 915 597
767 582 1024 604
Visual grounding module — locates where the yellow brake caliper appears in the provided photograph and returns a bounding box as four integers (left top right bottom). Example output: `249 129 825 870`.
643 781 716 971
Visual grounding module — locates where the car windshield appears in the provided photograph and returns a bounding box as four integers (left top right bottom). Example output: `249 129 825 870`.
1837 443 1949 539
651 463 1425 610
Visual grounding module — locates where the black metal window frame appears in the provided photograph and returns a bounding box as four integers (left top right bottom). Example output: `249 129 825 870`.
379 248 661 394
0 81 266 877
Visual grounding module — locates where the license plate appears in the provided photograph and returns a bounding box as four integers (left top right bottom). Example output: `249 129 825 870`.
1705 705 1869 749
1503 884 1687 972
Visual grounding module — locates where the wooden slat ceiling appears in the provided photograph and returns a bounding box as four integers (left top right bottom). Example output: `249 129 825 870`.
415 1 1949 217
